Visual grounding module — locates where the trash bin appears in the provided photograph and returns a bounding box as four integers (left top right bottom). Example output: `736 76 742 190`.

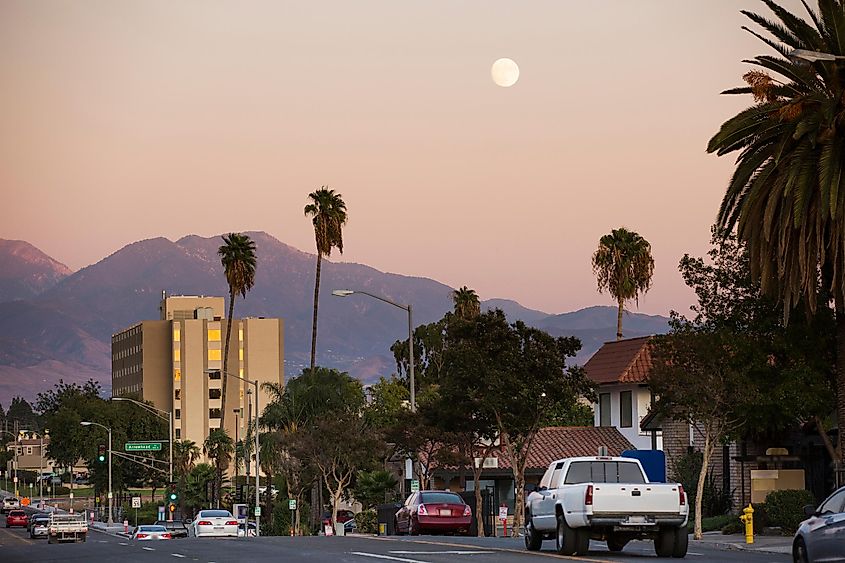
376 503 402 535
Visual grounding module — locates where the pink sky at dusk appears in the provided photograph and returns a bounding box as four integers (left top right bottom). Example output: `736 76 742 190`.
0 1 808 317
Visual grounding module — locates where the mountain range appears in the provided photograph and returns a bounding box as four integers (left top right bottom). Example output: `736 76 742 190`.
0 233 670 404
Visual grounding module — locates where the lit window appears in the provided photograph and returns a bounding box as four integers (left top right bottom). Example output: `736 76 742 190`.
239 368 243 377
174 369 181 382
207 329 221 342
238 348 243 361
173 328 180 342
174 348 181 362
238 328 243 341
208 349 221 361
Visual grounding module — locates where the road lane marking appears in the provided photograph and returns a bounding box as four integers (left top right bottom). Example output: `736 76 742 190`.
98 540 108 543
389 551 495 555
358 537 612 562
352 552 429 563
172 554 186 558
119 541 128 545
143 546 155 551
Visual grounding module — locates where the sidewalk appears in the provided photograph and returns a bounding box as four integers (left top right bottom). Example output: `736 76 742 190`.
693 531 793 554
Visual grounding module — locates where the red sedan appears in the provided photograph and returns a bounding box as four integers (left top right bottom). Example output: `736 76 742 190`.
6 510 29 528
395 491 472 535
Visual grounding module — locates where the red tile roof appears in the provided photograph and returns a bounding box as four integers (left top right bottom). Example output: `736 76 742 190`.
584 336 652 385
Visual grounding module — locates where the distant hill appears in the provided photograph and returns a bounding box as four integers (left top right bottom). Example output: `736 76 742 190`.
0 239 72 302
0 232 670 402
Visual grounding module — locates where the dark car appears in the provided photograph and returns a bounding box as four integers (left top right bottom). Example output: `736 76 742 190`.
155 519 189 539
322 509 355 528
793 486 845 562
394 491 471 536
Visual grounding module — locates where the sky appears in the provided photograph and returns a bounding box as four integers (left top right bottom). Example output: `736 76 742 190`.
0 0 809 317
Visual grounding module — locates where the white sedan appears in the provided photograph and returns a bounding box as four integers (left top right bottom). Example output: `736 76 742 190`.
191 510 238 538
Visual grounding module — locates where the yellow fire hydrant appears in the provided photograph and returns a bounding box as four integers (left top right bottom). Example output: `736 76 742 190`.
739 504 754 544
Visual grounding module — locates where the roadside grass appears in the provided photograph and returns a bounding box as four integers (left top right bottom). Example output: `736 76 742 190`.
700 513 736 533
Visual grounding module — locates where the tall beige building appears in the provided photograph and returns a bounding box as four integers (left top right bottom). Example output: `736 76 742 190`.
112 295 284 459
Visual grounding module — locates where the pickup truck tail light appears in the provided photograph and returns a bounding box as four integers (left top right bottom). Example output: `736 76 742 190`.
678 485 686 506
462 505 471 517
585 484 593 506
417 504 428 516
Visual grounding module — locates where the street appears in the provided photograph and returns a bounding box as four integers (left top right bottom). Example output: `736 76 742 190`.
0 515 791 563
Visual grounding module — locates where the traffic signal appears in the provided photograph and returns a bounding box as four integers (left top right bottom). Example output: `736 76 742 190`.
168 503 176 513
168 482 178 503
97 444 106 463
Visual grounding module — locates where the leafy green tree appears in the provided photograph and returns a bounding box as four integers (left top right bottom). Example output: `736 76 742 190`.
7 397 39 431
304 187 348 371
452 286 481 319
218 232 257 430
174 440 200 514
591 227 655 339
185 463 216 515
352 470 399 510
203 429 234 509
707 0 845 460
363 377 409 431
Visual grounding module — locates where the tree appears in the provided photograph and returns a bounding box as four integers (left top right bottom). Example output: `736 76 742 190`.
203 429 234 509
217 232 257 431
184 463 216 515
452 286 480 319
707 0 845 460
591 227 655 339
7 397 39 432
363 377 409 431
304 187 348 371
174 440 201 515
352 470 399 510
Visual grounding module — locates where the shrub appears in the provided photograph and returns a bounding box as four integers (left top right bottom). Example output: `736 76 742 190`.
354 509 377 534
671 450 733 517
764 489 816 533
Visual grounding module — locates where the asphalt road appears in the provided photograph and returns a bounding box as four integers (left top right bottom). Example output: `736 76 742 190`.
0 515 791 563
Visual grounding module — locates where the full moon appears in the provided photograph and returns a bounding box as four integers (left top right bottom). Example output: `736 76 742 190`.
491 58 519 87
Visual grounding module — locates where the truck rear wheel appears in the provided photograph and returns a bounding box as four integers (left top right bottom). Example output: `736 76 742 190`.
555 514 587 556
654 527 675 557
524 514 542 551
672 526 688 558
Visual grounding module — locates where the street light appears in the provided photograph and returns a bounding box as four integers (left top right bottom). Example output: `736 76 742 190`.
331 289 415 412
80 421 113 526
204 369 260 538
789 48 845 63
112 397 174 520
39 429 49 503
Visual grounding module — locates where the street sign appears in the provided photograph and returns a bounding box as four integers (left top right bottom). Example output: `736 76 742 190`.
254 506 261 517
132 496 141 509
125 441 162 452
410 479 419 493
498 506 508 520
288 499 297 511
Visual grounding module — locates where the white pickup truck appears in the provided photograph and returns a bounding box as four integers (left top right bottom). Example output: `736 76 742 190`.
524 456 689 557
47 513 88 543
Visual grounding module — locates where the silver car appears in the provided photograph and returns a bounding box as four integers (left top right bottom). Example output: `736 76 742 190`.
191 509 238 538
793 486 845 562
29 517 50 539
132 524 172 541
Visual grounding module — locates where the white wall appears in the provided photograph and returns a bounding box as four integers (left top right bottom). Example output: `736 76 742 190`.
593 384 662 450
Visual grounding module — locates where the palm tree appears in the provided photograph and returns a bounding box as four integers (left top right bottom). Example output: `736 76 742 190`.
707 0 845 459
452 286 481 319
203 428 234 509
173 439 200 515
304 187 348 371
217 233 257 431
592 228 655 339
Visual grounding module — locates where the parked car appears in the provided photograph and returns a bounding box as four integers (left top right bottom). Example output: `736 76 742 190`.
132 525 172 540
793 485 845 563
322 509 355 529
5 510 29 528
191 509 238 538
394 490 472 536
29 516 50 539
2 497 20 514
154 520 189 539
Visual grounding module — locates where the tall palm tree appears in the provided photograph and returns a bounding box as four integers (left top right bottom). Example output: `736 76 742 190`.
452 286 481 319
173 439 200 515
707 0 845 459
304 187 348 371
592 228 655 340
203 428 234 509
217 233 257 431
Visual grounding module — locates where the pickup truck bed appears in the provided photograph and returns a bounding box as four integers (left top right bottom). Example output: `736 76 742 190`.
48 513 88 544
525 456 688 558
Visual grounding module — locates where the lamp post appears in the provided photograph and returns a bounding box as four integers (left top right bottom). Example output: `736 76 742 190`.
233 408 241 495
331 289 415 412
39 430 49 503
205 369 260 538
789 48 845 63
80 421 113 525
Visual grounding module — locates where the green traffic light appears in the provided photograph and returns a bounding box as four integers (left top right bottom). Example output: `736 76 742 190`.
98 455 105 462
169 493 177 501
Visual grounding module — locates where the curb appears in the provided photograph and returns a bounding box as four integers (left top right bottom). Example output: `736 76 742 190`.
701 540 792 555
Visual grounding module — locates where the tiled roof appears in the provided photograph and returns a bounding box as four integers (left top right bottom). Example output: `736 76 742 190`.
430 426 635 473
583 336 652 385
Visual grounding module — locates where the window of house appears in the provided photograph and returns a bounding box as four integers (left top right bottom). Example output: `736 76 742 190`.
175 409 181 420
599 393 611 426
27 446 33 455
175 429 181 440
620 391 633 428
208 349 221 361
209 388 222 400
175 389 181 400
209 408 221 419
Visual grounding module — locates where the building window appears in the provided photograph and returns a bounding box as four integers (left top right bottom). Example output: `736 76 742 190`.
175 389 181 400
173 327 180 342
174 368 181 382
208 349 221 361
207 329 221 342
620 391 633 428
239 348 243 361
209 388 222 400
208 370 221 380
175 429 181 440
173 348 181 362
175 409 181 420
238 328 243 341
209 408 221 419
599 393 611 426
